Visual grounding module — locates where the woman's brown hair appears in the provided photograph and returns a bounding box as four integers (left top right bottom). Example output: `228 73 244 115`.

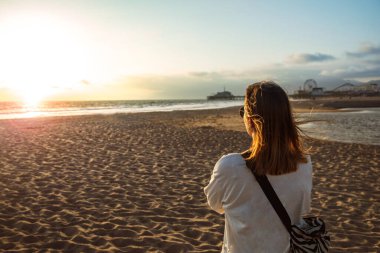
242 81 306 175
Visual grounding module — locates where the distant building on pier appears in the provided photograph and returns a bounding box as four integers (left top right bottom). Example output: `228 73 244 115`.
207 88 244 100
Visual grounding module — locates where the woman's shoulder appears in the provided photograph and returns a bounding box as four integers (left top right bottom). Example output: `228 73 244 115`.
296 155 313 176
214 153 247 174
217 153 246 165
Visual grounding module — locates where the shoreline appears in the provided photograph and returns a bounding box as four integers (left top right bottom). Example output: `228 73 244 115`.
1 102 379 147
0 97 379 121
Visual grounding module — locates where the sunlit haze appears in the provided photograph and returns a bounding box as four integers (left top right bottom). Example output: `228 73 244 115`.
0 0 379 102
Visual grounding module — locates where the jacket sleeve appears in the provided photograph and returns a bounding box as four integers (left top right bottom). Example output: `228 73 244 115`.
204 157 227 214
305 155 313 214
300 155 313 215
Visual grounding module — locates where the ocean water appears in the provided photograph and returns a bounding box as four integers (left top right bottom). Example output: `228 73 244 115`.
0 100 244 120
0 100 378 145
296 107 380 146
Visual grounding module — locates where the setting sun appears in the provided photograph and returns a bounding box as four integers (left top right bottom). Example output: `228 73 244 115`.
18 86 53 108
0 12 93 102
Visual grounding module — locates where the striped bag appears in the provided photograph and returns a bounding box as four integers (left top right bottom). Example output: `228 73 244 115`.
254 174 330 252
290 216 330 252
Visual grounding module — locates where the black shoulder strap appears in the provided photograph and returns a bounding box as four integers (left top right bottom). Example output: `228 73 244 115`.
253 174 292 233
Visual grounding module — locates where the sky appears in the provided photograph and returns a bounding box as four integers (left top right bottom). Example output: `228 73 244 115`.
0 0 379 101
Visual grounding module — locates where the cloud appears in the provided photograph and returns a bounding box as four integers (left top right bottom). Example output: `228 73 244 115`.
110 72 255 99
367 59 380 65
189 71 212 77
286 53 335 64
188 70 242 80
319 43 380 80
80 80 91 86
346 44 380 58
320 65 380 79
112 65 342 99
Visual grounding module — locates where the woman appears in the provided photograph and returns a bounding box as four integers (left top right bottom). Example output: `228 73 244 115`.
204 81 312 253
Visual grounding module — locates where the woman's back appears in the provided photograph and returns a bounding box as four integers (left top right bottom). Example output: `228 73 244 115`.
205 81 312 252
204 153 312 253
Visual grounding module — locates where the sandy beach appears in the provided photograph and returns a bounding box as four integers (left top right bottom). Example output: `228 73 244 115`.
0 103 379 252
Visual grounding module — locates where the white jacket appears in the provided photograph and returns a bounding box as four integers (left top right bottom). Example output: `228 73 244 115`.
204 153 313 253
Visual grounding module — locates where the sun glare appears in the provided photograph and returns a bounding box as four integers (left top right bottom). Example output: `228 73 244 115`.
0 12 94 102
18 86 52 109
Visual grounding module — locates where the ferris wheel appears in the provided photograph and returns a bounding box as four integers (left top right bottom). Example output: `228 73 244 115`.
303 79 318 92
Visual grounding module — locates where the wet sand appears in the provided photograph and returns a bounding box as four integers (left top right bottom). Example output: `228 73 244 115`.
0 106 379 252
290 96 380 112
